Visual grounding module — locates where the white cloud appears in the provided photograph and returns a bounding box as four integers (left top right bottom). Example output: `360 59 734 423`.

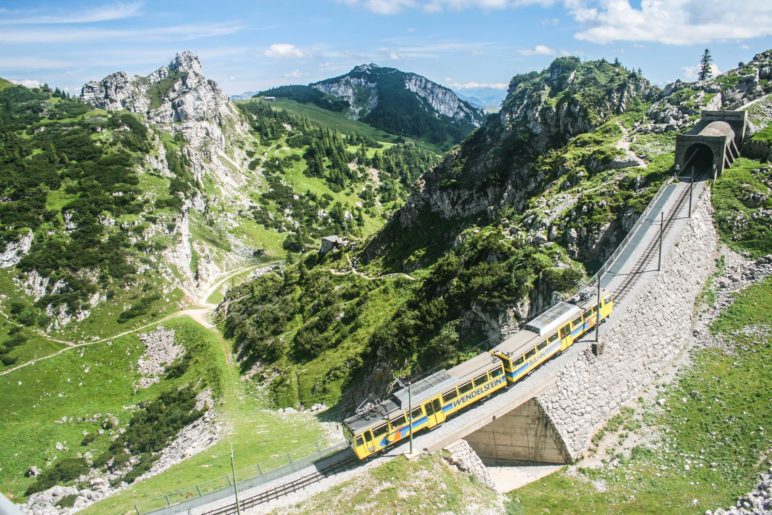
264 44 305 59
341 0 553 15
451 81 508 89
0 2 143 25
517 44 556 56
680 63 720 81
284 69 304 79
567 0 772 45
0 57 75 70
11 79 42 88
0 23 242 44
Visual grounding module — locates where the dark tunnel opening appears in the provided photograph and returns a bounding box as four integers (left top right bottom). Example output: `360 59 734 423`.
683 143 715 175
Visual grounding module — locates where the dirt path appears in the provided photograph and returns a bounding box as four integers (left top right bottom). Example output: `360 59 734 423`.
0 264 271 377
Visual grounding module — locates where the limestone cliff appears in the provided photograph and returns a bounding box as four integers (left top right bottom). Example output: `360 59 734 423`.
309 64 484 146
81 52 256 303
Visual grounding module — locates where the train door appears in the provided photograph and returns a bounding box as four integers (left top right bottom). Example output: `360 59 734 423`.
362 430 376 455
424 398 445 427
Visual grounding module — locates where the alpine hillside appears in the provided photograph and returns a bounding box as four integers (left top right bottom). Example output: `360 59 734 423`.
0 50 436 511
259 64 485 148
223 52 771 414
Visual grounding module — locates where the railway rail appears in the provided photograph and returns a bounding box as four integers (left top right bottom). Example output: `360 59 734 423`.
197 169 710 513
202 456 359 514
613 171 705 304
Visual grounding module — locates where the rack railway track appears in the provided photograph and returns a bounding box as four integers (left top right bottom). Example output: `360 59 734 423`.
613 172 705 304
199 172 708 514
202 455 359 514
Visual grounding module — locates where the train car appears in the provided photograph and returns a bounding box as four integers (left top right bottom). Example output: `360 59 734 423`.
343 353 506 460
343 290 613 460
492 291 613 385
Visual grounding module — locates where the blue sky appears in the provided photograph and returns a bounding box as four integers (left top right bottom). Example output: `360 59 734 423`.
0 0 770 96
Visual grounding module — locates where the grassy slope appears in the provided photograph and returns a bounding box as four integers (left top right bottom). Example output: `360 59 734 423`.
0 77 14 91
260 98 444 154
82 318 332 514
711 157 771 257
294 455 501 513
507 278 771 515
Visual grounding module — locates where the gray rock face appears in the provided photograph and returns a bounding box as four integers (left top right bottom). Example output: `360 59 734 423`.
404 74 482 126
81 51 234 125
0 231 32 268
711 468 772 515
312 75 378 119
310 63 483 126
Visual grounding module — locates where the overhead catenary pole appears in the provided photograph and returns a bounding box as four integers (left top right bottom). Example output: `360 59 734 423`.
688 165 694 217
230 444 241 515
658 211 664 271
595 278 601 343
408 381 414 455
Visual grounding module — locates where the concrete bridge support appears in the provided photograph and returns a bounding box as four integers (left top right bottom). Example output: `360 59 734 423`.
464 399 569 464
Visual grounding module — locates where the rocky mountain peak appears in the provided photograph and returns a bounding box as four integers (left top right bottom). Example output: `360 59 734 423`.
351 63 380 74
81 51 234 125
169 50 203 75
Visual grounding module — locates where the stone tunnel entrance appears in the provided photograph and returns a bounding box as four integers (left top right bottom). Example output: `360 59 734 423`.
683 143 716 173
675 110 746 177
463 399 570 464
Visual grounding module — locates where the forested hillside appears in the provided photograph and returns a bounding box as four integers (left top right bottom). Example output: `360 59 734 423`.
222 52 772 412
259 64 485 149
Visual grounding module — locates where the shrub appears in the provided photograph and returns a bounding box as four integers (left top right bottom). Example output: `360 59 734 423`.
25 458 89 495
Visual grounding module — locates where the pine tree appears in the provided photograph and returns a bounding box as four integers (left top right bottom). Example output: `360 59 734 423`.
698 49 713 81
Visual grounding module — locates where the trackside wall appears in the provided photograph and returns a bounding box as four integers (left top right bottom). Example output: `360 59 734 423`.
536 189 718 460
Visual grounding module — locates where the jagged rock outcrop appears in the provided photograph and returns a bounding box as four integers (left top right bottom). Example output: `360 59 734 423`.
308 63 484 146
0 231 32 268
81 52 256 302
311 64 483 126
81 51 234 125
367 57 654 260
644 50 772 133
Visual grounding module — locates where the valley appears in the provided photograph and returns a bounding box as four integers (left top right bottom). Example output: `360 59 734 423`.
0 37 769 515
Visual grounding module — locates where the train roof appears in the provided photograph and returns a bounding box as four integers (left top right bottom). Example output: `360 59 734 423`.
446 352 502 382
491 327 540 357
392 370 457 411
344 353 503 435
523 301 581 336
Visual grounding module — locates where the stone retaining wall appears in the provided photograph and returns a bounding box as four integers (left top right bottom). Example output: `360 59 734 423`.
537 189 718 460
444 440 495 488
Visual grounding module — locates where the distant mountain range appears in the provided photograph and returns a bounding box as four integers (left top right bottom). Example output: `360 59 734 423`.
256 64 485 148
452 86 507 112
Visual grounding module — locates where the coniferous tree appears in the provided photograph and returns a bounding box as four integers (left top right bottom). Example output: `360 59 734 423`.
698 49 713 81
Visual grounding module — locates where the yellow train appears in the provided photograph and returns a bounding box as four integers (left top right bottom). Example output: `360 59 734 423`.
343 291 613 460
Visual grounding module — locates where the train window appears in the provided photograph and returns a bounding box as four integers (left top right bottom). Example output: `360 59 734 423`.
560 325 570 338
411 407 423 420
525 348 536 359
572 316 583 328
588 306 597 315
548 333 559 343
355 436 364 447
513 356 524 366
473 374 488 387
442 390 458 403
537 341 547 351
490 367 503 378
391 415 406 427
373 424 388 438
364 431 373 442
459 381 473 394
